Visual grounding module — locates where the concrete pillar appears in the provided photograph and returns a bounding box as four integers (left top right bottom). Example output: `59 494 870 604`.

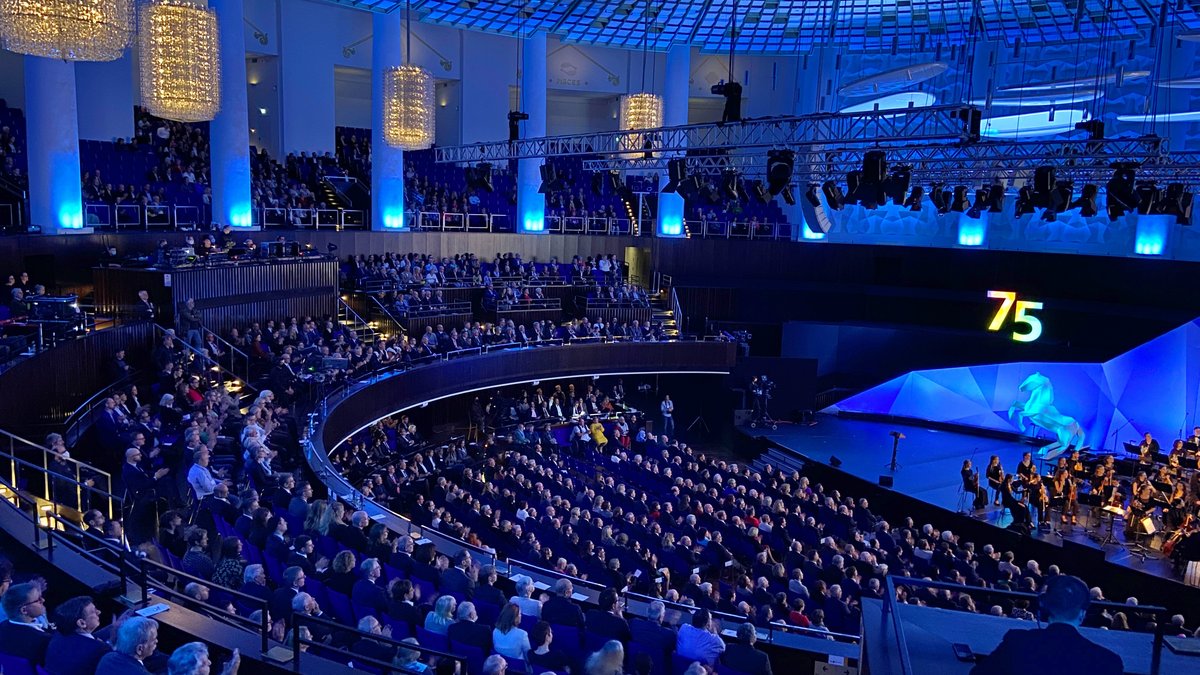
371 10 406 230
657 44 689 237
516 32 547 233
25 57 85 233
210 0 254 228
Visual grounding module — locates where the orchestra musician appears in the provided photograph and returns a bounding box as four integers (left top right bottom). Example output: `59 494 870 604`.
1166 482 1189 530
1001 474 1032 532
1069 450 1085 478
1015 452 1036 487
1054 469 1079 526
1028 472 1050 528
962 459 988 511
1137 432 1159 469
1188 425 1200 448
1128 471 1154 528
985 455 1005 507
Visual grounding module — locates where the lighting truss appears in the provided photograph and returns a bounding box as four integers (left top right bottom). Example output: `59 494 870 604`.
434 106 981 164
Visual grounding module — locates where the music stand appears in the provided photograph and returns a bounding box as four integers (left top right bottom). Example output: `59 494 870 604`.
1127 515 1161 562
885 431 905 472
1091 505 1125 548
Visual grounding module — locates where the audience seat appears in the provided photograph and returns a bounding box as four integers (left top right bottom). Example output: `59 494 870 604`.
626 641 667 675
451 643 486 675
416 626 449 652
671 653 699 675
475 600 501 626
386 618 413 639
549 623 580 651
0 654 35 675
325 590 355 626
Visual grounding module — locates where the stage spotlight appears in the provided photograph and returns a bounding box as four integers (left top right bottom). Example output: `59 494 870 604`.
766 149 795 196
987 183 1006 212
805 183 822 207
1052 180 1074 212
1156 183 1194 225
930 183 951 214
507 110 529 142
1070 184 1099 217
904 185 924 211
663 158 687 194
1105 165 1137 220
711 80 743 123
967 187 989 219
605 170 622 192
781 186 796 206
847 151 887 208
883 165 911 205
1135 181 1160 215
1031 166 1055 208
721 169 741 200
821 180 845 210
751 180 770 204
950 186 970 212
1014 186 1036 217
538 163 564 194
1041 207 1058 222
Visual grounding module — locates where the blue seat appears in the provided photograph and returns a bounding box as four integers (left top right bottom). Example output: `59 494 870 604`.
549 623 580 650
325 590 355 626
625 641 667 675
671 653 698 675
416 626 449 652
474 600 501 626
352 602 376 623
507 658 528 674
0 654 35 675
386 618 413 639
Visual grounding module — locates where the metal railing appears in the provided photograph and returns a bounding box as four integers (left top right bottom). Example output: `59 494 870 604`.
337 297 381 344
389 300 473 318
881 575 1168 675
670 285 685 334
688 219 793 241
0 426 119 520
292 613 466 673
202 326 254 386
61 372 139 448
152 324 257 394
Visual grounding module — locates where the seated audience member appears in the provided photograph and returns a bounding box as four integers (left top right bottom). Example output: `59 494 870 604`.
45 596 112 675
474 565 507 607
0 582 52 663
630 600 677 658
440 549 476 600
353 615 397 664
325 549 358 596
96 616 160 675
392 637 427 673
238 564 272 605
269 566 306 621
387 578 422 626
352 558 389 617
509 574 543 619
585 640 625 675
676 609 725 666
971 575 1123 675
542 578 585 627
584 587 631 643
492 603 531 661
447 601 492 652
722 622 772 675
527 621 573 673
482 654 508 675
166 641 240 675
424 594 458 635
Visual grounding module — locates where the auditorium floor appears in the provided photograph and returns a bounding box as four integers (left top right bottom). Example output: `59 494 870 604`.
742 413 1181 583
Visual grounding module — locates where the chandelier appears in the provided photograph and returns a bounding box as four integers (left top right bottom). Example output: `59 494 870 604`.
138 0 221 123
0 0 133 61
620 92 663 131
383 65 435 150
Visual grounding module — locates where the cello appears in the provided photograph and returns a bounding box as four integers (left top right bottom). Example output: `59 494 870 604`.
1163 514 1195 557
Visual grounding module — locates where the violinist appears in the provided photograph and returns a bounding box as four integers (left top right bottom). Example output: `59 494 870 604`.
1069 450 1085 478
1166 482 1189 530
1128 471 1153 523
1001 474 1032 531
985 455 1005 507
1055 469 1079 526
1015 452 1036 487
962 459 988 511
1028 472 1050 529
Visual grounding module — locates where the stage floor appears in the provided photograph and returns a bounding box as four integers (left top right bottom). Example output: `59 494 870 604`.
740 413 1178 580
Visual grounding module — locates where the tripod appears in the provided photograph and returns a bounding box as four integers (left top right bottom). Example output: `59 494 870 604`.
687 414 710 435
749 394 777 430
885 431 905 472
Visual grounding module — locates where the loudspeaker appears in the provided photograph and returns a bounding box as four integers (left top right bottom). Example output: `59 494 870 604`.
733 409 753 425
878 475 894 488
830 455 842 468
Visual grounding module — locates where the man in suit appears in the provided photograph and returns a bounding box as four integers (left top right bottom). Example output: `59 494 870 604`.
722 622 772 675
447 601 493 652
95 616 158 675
971 575 1123 675
440 550 476 600
584 588 631 643
0 582 52 663
238 564 273 607
264 516 291 561
390 535 416 576
289 481 313 521
45 596 111 675
288 536 317 577
336 510 371 552
474 565 507 607
270 566 306 621
122 447 169 546
630 600 676 659
541 578 585 628
352 558 389 618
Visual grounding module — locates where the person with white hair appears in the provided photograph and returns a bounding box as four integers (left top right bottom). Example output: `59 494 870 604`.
96 616 159 675
630 599 677 657
508 575 542 618
166 642 241 675
482 654 507 675
352 615 396 664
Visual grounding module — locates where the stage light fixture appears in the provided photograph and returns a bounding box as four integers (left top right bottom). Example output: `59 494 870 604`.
1070 183 1099 217
1105 166 1138 220
1031 166 1056 208
591 172 604 196
883 166 911 205
751 180 770 204
904 186 924 211
1135 181 1160 215
1052 180 1074 212
538 164 564 194
507 110 529 142
1155 183 1194 225
967 188 988 219
987 183 1006 212
781 186 796 206
721 169 741 201
1014 186 1036 216
605 170 623 192
466 163 494 193
663 158 687 194
930 183 951 214
951 186 970 212
712 80 743 123
821 181 845 210
847 151 887 208
766 149 795 196
805 184 822 207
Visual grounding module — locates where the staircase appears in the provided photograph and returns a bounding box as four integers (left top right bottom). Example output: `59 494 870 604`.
651 285 682 338
337 298 381 343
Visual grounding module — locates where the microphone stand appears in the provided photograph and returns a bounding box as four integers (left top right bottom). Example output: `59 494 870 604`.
1110 419 1134 453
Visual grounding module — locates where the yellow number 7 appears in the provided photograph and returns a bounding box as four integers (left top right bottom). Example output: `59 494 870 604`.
987 291 1016 331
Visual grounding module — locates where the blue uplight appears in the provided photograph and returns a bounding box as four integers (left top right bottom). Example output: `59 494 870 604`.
1135 215 1171 256
659 217 683 237
957 215 987 247
382 210 405 229
57 203 83 229
228 204 253 228
522 215 545 232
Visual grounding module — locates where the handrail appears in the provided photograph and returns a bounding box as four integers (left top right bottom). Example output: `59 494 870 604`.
202 326 253 386
883 575 1168 675
292 613 466 673
340 296 384 342
153 324 258 393
61 371 139 447
670 286 685 334
0 425 119 520
388 300 474 318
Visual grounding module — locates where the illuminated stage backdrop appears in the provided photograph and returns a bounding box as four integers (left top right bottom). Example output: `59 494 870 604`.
826 317 1200 451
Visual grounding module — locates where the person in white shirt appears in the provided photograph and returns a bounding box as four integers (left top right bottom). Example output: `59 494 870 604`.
187 448 223 501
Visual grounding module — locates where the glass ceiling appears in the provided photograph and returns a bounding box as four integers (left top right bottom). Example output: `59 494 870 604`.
318 1 1200 53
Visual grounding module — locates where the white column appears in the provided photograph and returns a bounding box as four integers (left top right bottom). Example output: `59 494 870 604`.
371 10 406 230
657 44 689 237
25 56 85 233
516 31 547 233
210 0 254 228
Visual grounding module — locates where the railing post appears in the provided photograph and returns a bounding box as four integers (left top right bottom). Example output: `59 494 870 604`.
261 598 270 654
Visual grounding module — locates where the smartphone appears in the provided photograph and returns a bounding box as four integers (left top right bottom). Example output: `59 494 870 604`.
952 643 974 662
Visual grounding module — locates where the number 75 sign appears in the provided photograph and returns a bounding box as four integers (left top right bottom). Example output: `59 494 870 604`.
987 291 1043 342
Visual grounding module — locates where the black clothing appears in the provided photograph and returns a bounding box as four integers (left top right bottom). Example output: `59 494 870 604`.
970 623 1123 675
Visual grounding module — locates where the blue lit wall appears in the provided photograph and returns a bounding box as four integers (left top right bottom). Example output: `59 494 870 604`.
371 11 408 231
25 57 83 232
828 317 1200 449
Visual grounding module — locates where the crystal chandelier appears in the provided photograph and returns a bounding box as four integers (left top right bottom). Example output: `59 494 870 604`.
383 65 434 150
0 0 133 61
620 92 663 131
139 0 221 123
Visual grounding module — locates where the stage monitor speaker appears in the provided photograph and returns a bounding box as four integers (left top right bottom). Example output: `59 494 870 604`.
878 475 894 488
830 455 842 468
733 409 753 426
